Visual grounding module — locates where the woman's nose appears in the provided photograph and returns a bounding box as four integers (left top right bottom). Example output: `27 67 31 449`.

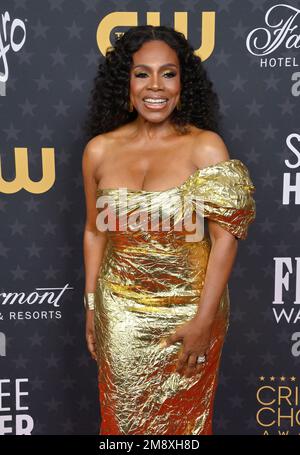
148 74 162 89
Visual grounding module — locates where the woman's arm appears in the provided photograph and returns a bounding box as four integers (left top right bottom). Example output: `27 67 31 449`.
82 138 108 362
82 138 108 297
83 228 108 294
194 221 238 325
163 221 238 378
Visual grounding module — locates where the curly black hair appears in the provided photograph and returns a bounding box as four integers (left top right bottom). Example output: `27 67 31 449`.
83 25 222 141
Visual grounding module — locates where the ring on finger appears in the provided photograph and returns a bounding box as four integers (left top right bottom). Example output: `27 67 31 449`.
196 353 207 364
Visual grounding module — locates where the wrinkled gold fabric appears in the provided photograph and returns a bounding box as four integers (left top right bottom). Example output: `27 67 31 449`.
94 159 256 435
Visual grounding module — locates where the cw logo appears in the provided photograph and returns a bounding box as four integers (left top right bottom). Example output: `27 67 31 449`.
96 11 216 61
0 147 55 194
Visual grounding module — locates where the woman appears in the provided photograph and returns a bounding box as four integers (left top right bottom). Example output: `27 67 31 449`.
82 25 256 435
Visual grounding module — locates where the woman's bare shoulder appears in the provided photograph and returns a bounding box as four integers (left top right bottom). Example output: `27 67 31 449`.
82 129 129 183
82 132 114 167
191 129 230 169
84 124 132 152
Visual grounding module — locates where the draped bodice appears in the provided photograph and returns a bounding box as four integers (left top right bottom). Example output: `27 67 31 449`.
94 159 256 302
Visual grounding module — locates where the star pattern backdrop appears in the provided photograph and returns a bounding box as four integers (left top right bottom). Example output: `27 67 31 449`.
0 0 300 435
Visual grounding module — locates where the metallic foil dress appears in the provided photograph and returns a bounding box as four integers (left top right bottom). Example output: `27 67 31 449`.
94 158 256 435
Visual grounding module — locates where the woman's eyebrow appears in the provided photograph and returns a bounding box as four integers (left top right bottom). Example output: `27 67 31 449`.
133 63 178 69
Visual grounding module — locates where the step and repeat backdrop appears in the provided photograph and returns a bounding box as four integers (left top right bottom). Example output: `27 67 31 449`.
0 0 300 436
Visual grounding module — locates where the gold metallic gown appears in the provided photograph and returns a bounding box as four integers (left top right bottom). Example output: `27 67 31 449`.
94 158 256 435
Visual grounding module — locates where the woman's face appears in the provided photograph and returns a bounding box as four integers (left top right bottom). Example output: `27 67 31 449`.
129 40 181 123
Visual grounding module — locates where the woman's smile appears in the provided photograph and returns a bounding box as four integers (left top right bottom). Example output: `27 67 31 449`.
143 97 169 110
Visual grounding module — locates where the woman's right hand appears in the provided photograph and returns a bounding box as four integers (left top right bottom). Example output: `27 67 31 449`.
85 309 98 362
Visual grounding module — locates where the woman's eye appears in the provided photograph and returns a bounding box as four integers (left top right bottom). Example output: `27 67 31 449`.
135 73 148 78
162 72 176 78
134 72 177 78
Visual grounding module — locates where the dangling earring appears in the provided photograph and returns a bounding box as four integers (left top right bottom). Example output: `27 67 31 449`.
128 99 134 112
176 99 182 111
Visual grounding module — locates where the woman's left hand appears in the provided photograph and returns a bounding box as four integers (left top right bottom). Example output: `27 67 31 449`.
162 316 214 378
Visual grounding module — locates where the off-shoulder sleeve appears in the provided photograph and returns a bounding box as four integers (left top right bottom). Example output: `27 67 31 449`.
191 159 256 240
